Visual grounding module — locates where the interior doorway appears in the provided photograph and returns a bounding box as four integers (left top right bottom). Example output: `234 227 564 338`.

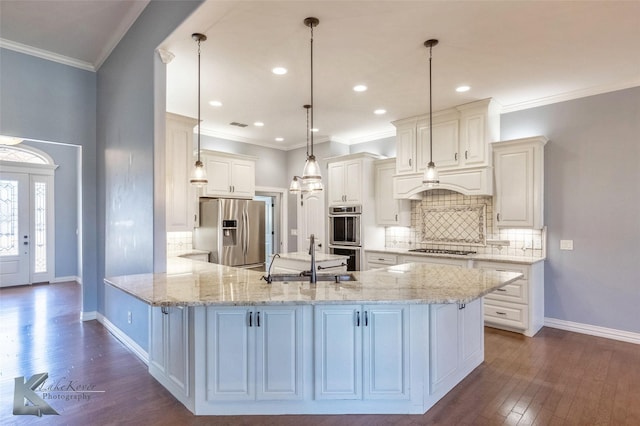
255 188 287 265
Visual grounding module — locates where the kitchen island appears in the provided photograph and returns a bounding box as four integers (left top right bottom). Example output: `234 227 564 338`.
105 258 521 415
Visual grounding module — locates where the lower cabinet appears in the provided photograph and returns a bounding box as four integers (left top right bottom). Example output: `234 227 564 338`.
149 306 190 402
314 305 410 400
365 251 398 270
205 306 303 401
429 298 483 397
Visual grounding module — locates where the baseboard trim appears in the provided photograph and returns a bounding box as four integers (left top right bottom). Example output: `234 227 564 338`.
97 313 149 365
544 317 640 345
51 275 81 284
80 311 97 321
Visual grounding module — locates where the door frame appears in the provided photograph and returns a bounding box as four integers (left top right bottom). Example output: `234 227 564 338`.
255 186 288 255
0 158 57 285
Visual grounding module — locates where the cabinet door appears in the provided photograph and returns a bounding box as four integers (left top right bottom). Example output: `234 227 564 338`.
396 125 416 173
206 307 255 401
417 119 459 171
203 156 231 196
459 298 483 365
460 112 486 166
255 307 303 400
328 162 346 204
344 160 362 204
314 305 362 400
429 304 459 395
231 159 255 198
166 114 197 232
363 306 409 400
149 307 166 374
494 146 535 227
375 163 397 224
167 306 190 395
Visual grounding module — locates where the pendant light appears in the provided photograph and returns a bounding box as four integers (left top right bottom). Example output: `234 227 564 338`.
189 33 208 187
422 39 439 188
289 17 323 193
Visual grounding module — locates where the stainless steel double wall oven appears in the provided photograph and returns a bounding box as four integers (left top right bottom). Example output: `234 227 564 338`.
329 205 361 271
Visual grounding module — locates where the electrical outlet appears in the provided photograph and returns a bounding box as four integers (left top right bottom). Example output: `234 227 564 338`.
127 311 132 324
560 240 574 250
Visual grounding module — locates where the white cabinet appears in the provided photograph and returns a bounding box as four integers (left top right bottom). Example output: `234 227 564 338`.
475 260 544 337
205 306 304 401
328 159 362 205
492 136 547 228
374 159 411 226
314 305 409 401
457 98 501 168
393 99 499 175
429 298 483 397
149 306 190 402
165 113 198 231
297 190 325 252
200 150 256 199
365 251 398 270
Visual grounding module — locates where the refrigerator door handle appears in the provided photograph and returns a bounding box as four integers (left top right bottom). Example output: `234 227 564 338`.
243 207 248 257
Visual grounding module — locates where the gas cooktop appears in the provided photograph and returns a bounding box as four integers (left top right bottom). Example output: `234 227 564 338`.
408 248 477 256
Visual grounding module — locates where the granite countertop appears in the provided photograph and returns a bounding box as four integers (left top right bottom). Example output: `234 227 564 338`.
366 247 545 265
104 257 522 307
273 252 349 262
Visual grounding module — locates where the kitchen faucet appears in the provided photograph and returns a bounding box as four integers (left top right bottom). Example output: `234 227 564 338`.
301 234 317 284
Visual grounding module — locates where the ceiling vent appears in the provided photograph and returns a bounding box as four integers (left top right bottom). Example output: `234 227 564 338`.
229 122 248 128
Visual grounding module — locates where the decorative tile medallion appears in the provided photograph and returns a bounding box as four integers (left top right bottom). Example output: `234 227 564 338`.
420 204 486 245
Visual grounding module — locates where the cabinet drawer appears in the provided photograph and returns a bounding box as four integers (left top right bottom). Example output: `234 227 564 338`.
365 252 398 266
484 280 529 304
475 261 529 280
484 300 528 330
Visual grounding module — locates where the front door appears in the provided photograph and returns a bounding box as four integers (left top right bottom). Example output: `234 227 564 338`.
0 172 30 286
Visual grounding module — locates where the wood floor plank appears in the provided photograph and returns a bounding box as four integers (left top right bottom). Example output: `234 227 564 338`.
1 282 639 425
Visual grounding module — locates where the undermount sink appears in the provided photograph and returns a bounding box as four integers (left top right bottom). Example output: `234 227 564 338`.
264 273 357 283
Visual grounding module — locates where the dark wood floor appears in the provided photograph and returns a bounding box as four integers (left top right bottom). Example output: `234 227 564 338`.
1 282 638 425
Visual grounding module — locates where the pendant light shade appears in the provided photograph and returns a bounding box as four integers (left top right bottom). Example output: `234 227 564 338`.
289 17 323 194
422 38 440 188
190 33 208 187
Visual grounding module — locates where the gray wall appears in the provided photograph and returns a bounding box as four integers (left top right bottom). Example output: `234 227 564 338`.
502 87 640 334
96 1 203 349
0 48 98 312
22 141 80 279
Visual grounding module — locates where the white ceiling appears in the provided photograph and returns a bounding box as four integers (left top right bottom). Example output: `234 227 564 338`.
2 1 639 150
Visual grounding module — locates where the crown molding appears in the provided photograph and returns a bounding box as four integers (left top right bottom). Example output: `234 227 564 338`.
94 1 149 70
502 79 640 113
348 129 396 145
0 38 95 71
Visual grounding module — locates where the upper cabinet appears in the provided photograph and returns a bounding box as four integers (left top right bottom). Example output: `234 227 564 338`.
374 159 411 226
328 159 362 205
200 150 256 199
391 99 500 198
327 153 380 207
492 136 547 229
165 113 198 232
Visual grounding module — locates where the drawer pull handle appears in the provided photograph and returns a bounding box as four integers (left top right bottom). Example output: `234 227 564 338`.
496 311 507 316
496 288 507 292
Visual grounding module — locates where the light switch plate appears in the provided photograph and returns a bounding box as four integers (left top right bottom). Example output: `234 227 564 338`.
560 240 574 250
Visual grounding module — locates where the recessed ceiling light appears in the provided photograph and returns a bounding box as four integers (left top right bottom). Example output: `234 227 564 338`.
275 137 284 142
353 85 367 92
310 128 319 132
272 67 287 75
209 100 222 107
456 85 470 93
254 122 264 127
374 109 386 115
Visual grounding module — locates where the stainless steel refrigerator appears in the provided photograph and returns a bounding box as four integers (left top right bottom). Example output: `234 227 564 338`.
194 198 265 269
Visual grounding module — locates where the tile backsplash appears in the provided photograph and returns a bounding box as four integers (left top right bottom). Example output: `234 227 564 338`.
167 231 193 257
385 189 544 258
